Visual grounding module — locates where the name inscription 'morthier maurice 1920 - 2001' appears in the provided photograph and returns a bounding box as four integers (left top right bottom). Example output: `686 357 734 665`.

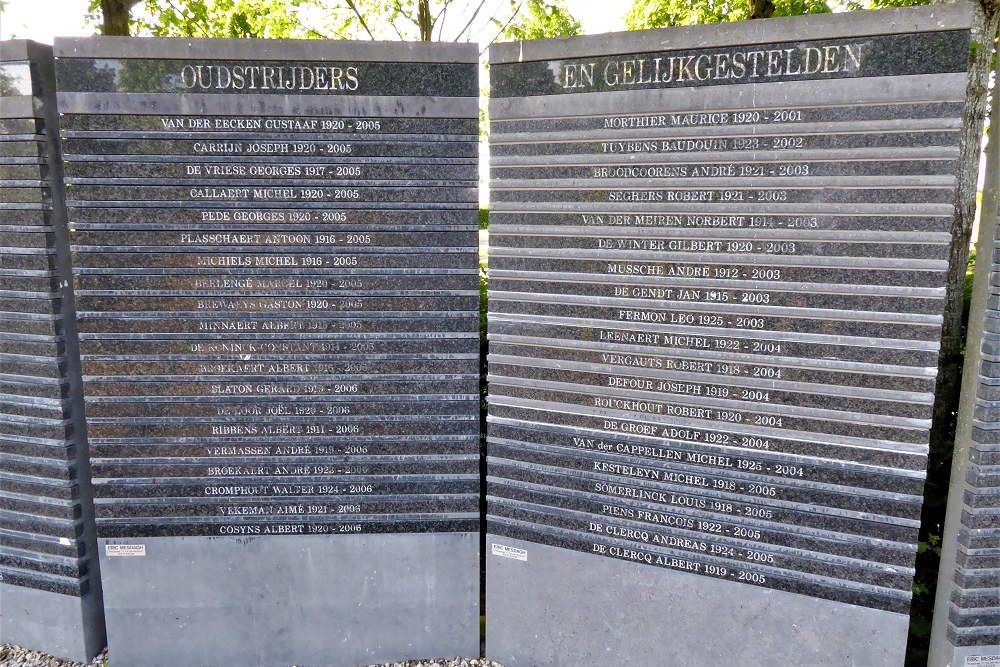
486 7 977 665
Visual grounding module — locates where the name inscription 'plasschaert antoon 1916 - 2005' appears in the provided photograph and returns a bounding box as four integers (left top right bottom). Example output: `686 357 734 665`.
485 6 980 667
51 36 482 667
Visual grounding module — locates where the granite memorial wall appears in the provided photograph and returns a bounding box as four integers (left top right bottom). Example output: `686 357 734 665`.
929 62 1000 667
52 37 481 666
485 5 979 665
0 40 105 662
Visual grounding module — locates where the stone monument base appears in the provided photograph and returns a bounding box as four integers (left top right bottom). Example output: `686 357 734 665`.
0 583 105 662
99 533 479 667
486 535 908 667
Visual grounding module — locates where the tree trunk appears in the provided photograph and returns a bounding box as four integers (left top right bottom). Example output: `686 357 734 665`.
749 0 775 20
100 0 139 35
418 0 432 40
935 2 1000 467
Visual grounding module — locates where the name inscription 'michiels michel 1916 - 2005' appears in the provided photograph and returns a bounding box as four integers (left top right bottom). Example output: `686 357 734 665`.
50 36 482 667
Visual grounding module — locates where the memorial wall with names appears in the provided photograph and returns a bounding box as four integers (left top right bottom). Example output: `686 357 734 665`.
485 6 978 666
0 40 104 663
930 60 1000 667
53 37 481 667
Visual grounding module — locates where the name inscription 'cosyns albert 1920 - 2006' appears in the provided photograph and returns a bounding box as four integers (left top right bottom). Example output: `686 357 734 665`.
55 42 481 539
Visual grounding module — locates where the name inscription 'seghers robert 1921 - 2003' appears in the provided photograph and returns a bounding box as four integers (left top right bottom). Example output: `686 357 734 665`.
0 40 105 663
485 5 979 667
52 37 482 666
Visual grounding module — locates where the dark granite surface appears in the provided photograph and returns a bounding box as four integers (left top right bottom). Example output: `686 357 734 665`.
490 31 968 98
491 277 944 314
491 184 957 205
0 566 88 596
92 477 478 500
488 340 936 393
490 101 965 132
488 515 910 613
487 319 940 367
73 272 479 293
56 58 477 97
82 376 478 397
487 420 925 493
489 298 942 341
60 113 477 134
56 39 481 543
490 131 961 157
487 441 921 519
94 516 480 538
492 158 960 180
62 137 477 159
66 160 475 181
486 477 914 564
70 251 477 271
78 335 477 356
70 229 476 249
489 254 948 288
488 496 913 588
67 183 477 204
486 13 966 621
489 233 949 261
85 417 477 440
75 314 479 335
65 206 477 226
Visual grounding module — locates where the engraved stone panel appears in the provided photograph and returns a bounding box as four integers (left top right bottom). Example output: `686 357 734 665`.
485 7 978 665
0 40 105 663
929 62 1000 667
54 37 480 667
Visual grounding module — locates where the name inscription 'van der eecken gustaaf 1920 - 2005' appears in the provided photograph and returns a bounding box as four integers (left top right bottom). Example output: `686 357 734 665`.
486 5 981 667
51 36 482 667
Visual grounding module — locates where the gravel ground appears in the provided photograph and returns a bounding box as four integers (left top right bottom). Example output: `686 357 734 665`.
0 645 504 667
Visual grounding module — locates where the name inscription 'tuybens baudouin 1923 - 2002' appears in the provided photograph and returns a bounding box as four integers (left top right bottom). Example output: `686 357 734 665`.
486 19 972 618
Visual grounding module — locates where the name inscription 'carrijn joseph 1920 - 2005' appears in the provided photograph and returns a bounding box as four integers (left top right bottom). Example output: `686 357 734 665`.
50 36 482 667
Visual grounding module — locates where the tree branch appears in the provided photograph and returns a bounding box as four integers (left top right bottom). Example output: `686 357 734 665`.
481 0 522 51
454 0 489 41
435 2 448 40
344 0 375 38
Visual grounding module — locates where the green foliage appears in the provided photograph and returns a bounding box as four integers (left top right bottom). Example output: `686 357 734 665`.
625 0 740 28
86 0 317 37
842 0 932 10
625 0 830 28
326 0 465 41
134 0 314 38
624 0 946 30
479 208 489 230
498 0 581 41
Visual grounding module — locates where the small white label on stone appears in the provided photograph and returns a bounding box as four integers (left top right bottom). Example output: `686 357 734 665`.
966 656 1000 666
105 544 146 557
492 543 527 561
58 537 73 546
